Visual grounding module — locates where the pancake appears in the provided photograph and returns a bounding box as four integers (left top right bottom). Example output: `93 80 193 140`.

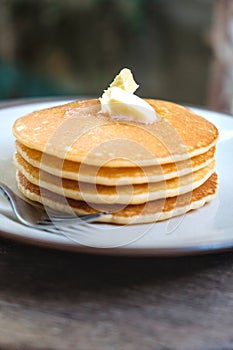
13 99 218 167
13 96 219 225
16 171 218 225
14 151 216 205
15 140 216 185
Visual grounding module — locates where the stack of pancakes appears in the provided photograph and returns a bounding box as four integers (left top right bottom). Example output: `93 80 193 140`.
13 99 218 225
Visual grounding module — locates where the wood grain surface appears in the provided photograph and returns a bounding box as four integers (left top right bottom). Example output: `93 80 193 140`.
0 99 232 350
0 236 233 350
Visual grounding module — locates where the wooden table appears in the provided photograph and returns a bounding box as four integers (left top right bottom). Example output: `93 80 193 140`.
1 98 232 349
0 235 233 350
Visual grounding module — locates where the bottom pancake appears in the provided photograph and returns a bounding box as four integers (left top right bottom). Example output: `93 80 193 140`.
16 171 218 225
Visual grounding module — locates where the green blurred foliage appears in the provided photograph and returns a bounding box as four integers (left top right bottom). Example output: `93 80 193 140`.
0 0 213 104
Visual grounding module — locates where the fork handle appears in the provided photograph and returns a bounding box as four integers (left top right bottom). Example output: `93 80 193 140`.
0 183 14 204
0 182 35 226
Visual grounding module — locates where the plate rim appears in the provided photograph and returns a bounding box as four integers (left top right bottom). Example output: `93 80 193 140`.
0 98 232 257
2 226 233 257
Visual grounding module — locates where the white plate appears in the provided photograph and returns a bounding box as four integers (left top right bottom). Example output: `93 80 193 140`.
0 99 232 256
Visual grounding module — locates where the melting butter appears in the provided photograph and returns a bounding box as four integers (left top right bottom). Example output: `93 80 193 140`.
99 68 158 124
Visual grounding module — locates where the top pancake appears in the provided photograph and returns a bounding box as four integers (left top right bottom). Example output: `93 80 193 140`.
13 99 218 167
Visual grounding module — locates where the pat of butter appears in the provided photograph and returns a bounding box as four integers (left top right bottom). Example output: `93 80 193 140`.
100 68 158 124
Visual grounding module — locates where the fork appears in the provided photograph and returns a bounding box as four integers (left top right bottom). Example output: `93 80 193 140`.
0 182 108 232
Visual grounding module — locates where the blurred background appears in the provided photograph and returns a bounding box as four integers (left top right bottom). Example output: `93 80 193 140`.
0 0 231 111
